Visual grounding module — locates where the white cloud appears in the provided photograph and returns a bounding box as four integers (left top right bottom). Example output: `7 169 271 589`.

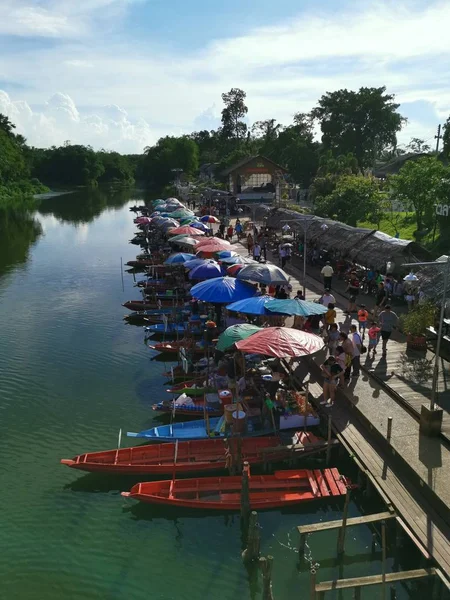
1 1 450 150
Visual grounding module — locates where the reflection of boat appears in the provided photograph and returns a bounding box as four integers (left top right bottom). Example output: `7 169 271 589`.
123 300 186 311
128 412 320 442
60 433 322 475
121 468 350 510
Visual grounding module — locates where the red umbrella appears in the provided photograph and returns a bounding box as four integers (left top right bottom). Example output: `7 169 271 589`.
227 264 245 276
196 237 230 249
167 226 206 236
235 327 324 358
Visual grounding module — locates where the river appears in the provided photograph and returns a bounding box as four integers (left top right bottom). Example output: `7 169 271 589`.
0 188 437 599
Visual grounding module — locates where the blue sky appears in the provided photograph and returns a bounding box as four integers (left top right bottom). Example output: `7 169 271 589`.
0 0 449 152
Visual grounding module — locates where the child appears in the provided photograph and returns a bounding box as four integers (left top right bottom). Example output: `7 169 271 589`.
320 356 343 407
327 323 340 355
357 304 369 338
324 303 337 332
368 321 381 357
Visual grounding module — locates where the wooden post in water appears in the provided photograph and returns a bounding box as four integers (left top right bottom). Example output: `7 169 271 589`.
337 487 351 555
326 414 332 466
309 566 317 600
242 511 260 564
381 520 387 600
241 461 251 524
259 556 274 600
353 588 361 599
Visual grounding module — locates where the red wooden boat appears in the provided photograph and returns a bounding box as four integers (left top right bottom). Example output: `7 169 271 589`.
123 300 186 311
121 467 351 509
61 433 322 475
149 339 208 356
165 377 206 393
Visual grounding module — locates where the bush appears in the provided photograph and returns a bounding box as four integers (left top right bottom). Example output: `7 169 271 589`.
400 301 435 336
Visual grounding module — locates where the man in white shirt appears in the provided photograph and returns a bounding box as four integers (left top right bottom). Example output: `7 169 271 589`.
350 324 362 376
279 245 287 268
321 261 334 290
319 289 336 306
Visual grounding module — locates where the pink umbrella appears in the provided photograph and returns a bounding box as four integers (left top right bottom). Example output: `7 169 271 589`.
134 216 152 224
235 327 325 358
167 226 206 236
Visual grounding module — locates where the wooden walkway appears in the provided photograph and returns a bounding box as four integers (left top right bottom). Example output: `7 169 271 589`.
232 241 450 584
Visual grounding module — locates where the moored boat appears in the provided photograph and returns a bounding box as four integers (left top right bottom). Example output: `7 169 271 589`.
60 433 322 475
148 339 208 356
152 396 222 417
123 300 186 311
121 467 351 509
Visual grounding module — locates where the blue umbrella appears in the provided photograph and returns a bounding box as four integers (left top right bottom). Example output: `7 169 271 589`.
216 250 237 259
265 299 328 317
190 277 257 303
226 295 278 315
189 262 223 280
164 253 195 265
220 255 255 265
190 221 210 232
184 258 212 270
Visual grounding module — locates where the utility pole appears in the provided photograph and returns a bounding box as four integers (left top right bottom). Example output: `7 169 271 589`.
435 124 442 153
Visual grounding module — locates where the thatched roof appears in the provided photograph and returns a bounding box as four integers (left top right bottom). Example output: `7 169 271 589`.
265 208 431 272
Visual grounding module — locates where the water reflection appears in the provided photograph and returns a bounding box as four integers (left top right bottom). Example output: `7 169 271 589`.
37 187 135 224
0 208 42 276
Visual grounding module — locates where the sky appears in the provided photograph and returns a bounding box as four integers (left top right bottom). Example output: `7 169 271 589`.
0 0 449 153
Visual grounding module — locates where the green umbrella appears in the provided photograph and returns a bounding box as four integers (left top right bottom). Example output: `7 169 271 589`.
216 324 262 352
170 209 195 219
180 217 196 225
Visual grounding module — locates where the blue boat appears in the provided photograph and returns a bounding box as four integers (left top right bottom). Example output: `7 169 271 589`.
127 417 224 441
144 323 187 334
127 413 320 442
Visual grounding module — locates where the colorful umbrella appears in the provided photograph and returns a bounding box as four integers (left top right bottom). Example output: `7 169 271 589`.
134 216 151 224
196 237 231 249
219 255 256 265
168 226 206 236
184 258 213 270
188 262 223 280
190 221 210 232
265 299 328 317
226 295 278 315
180 217 196 225
235 327 325 358
159 219 180 229
168 235 201 247
236 264 290 286
216 250 239 259
200 215 220 224
164 253 196 265
216 324 262 352
227 264 245 276
190 277 256 303
169 209 195 218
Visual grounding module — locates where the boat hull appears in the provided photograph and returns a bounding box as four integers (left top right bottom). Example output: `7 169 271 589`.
121 468 350 510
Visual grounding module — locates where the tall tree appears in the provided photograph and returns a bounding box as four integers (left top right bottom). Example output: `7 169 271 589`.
406 137 431 154
251 119 282 142
442 115 450 157
310 151 359 201
311 86 405 168
220 88 248 141
143 136 199 187
389 156 450 233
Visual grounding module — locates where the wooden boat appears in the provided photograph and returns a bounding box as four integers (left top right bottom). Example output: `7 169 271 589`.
60 433 322 475
148 339 208 356
152 397 222 417
123 300 186 311
163 366 208 383
165 378 208 393
127 412 320 442
121 468 351 509
144 323 202 339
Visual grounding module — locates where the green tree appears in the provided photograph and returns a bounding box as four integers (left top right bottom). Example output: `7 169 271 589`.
310 151 359 201
311 86 405 168
406 137 431 154
442 116 450 157
97 151 135 185
30 144 104 186
315 174 383 227
143 136 199 187
389 156 450 233
220 88 248 141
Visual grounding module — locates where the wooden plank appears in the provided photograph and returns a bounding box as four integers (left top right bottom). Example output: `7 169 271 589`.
315 568 436 592
297 512 396 535
313 469 330 497
330 467 347 494
306 470 320 498
323 468 340 496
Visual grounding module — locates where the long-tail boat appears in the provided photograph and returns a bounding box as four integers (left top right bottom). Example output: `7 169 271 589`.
60 433 323 475
147 339 208 357
121 468 351 510
123 300 186 311
152 397 222 417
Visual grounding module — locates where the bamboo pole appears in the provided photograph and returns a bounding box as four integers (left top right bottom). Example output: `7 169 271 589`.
241 461 251 523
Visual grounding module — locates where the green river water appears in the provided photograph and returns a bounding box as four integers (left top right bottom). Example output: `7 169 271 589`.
0 189 441 599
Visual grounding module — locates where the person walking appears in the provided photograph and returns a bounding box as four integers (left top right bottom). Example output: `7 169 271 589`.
350 324 362 376
379 305 398 356
235 220 243 241
279 244 287 268
339 332 354 381
319 289 336 306
253 242 261 262
357 304 369 338
320 356 343 407
367 321 381 358
247 233 254 256
226 224 234 242
345 272 360 313
373 283 387 318
260 234 268 261
324 303 337 333
327 323 340 355
321 261 334 290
